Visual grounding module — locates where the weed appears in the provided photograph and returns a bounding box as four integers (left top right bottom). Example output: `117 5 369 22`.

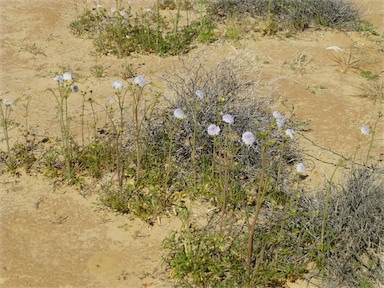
360 71 380 81
329 48 362 73
283 52 310 75
357 80 384 104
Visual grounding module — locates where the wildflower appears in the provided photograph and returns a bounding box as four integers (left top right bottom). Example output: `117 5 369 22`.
242 131 255 146
96 4 102 9
326 46 344 52
360 126 369 136
133 75 146 88
112 80 124 90
146 8 153 13
174 108 185 119
222 114 234 124
285 128 295 140
63 72 72 81
72 84 79 93
119 10 126 16
111 7 117 13
195 89 205 100
54 75 63 82
273 110 285 129
108 96 115 104
296 163 306 173
207 124 220 136
3 99 13 107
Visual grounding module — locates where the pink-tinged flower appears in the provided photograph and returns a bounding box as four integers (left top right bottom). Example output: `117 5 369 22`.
207 124 220 136
360 126 369 136
3 99 13 107
296 163 306 173
242 131 255 146
285 129 295 140
133 75 146 88
273 110 285 129
222 114 234 124
112 80 124 90
195 89 205 100
174 108 185 119
63 72 72 81
54 75 63 82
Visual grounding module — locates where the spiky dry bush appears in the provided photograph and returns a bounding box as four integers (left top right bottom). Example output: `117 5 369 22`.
207 0 362 31
144 55 302 191
301 166 384 287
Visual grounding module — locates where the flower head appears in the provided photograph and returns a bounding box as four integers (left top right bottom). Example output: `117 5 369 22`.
54 75 63 83
112 80 124 90
195 89 205 100
133 75 146 88
273 110 285 129
207 124 220 136
174 108 185 119
242 131 255 146
63 71 72 81
3 99 14 107
119 10 126 16
360 126 369 136
146 7 153 13
222 114 234 124
108 96 115 104
72 84 79 93
111 7 117 13
296 163 306 173
285 129 295 140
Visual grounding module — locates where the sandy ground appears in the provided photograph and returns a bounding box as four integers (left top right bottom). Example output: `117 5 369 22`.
0 0 383 287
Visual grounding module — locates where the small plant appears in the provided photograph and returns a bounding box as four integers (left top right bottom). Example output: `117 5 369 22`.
0 97 16 171
90 64 106 78
329 48 362 73
283 52 310 75
48 72 78 181
356 80 384 104
360 70 380 81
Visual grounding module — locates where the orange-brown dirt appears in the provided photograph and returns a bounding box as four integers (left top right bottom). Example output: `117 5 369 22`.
0 0 383 287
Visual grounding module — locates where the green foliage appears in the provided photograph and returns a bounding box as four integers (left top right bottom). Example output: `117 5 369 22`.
360 70 380 81
70 6 203 57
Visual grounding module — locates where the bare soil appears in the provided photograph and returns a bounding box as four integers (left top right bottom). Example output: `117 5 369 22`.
0 0 383 287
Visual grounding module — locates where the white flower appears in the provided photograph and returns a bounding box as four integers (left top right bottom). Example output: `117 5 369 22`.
133 75 146 88
108 96 115 104
146 8 153 13
273 110 285 129
119 10 126 16
112 80 124 90
285 129 295 140
174 108 185 119
3 99 14 107
296 163 306 173
111 7 117 13
63 71 72 81
360 126 369 136
54 75 63 82
195 89 205 100
272 110 282 119
242 131 255 146
207 124 220 136
222 114 234 124
96 4 103 9
326 46 344 52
